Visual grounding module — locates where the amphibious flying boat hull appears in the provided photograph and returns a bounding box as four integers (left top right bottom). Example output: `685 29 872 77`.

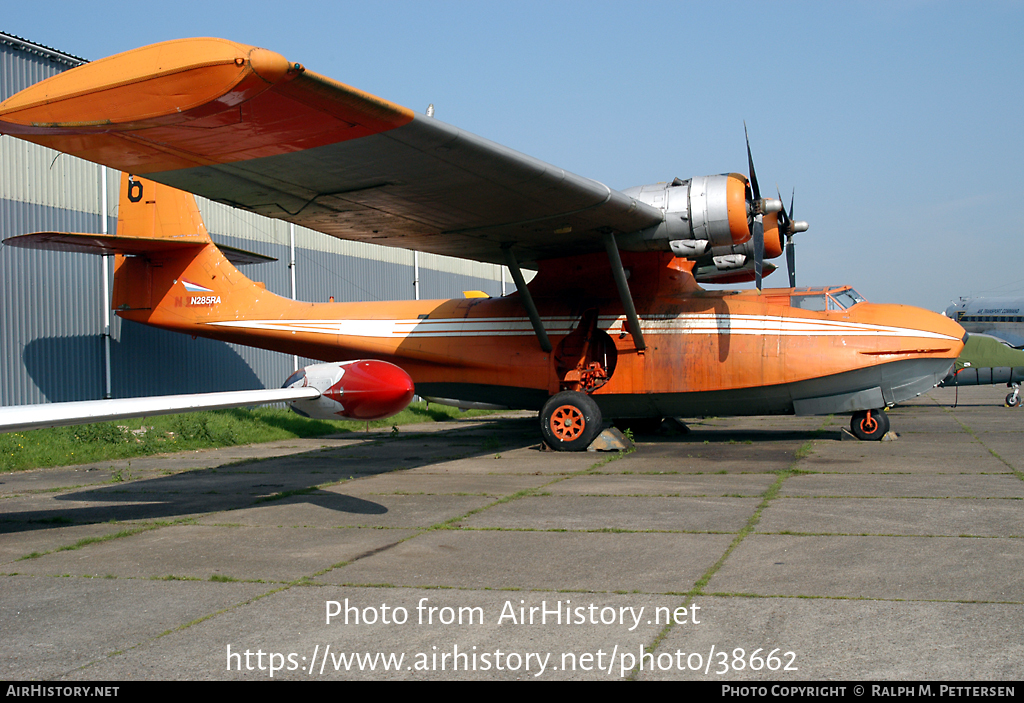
97 238 961 422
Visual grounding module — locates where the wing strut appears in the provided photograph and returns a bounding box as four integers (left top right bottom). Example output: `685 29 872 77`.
602 232 647 351
502 246 552 353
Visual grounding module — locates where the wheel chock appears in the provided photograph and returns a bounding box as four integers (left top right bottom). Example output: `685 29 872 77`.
587 427 635 452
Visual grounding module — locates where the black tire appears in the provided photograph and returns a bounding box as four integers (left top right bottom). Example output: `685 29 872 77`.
540 391 603 451
1005 393 1019 408
850 409 889 441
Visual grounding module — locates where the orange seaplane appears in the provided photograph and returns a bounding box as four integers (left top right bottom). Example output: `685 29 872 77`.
0 38 965 448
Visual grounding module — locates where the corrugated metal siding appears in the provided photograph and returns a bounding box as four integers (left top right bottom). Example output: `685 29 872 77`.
212 233 514 303
0 199 106 404
197 196 516 285
212 232 511 305
0 36 106 217
0 139 116 216
0 33 82 101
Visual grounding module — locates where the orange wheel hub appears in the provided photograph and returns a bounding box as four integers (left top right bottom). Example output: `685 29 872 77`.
550 404 585 441
859 411 878 433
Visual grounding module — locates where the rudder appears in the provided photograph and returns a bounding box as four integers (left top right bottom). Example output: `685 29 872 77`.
115 174 214 244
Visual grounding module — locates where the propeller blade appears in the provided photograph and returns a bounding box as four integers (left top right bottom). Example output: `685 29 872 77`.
753 218 764 291
785 188 796 286
786 237 796 288
776 185 791 232
747 130 802 292
744 122 761 201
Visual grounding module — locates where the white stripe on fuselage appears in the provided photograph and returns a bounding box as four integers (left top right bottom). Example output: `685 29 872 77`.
206 314 961 342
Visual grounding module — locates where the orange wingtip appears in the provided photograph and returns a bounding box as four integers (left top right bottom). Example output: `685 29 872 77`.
0 38 416 174
0 38 294 129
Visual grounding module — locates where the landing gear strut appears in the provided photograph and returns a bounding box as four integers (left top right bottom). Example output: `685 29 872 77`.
540 391 603 451
850 408 890 441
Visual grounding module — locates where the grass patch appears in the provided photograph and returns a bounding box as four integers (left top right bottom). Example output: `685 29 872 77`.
0 402 499 473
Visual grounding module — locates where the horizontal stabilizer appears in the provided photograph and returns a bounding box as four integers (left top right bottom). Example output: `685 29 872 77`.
2 232 276 265
3 231 203 256
0 387 321 433
217 244 278 266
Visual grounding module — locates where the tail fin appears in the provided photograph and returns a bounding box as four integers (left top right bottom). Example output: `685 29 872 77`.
115 174 213 245
4 174 276 324
106 175 270 320
3 173 274 261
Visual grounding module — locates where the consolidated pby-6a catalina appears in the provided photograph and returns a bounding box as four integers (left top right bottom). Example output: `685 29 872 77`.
0 38 965 447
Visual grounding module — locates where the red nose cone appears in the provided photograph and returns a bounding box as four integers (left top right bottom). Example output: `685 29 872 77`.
323 360 414 420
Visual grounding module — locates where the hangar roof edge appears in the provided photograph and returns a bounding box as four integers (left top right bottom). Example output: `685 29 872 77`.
0 31 87 67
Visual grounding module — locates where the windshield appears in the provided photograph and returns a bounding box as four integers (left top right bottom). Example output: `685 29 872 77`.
831 288 866 309
790 287 866 311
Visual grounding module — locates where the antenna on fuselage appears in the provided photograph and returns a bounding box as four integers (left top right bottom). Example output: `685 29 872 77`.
426 104 435 118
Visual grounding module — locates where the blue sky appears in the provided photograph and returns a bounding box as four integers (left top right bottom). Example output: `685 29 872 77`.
4 1 1021 310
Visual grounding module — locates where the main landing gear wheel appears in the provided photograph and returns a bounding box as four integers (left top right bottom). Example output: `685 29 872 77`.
540 391 603 452
850 409 889 441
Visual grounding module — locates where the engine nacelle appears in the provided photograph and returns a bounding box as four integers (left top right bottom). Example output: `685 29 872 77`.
706 211 784 264
282 360 415 421
620 173 751 253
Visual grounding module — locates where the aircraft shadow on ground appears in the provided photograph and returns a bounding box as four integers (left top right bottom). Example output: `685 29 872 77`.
22 331 267 402
0 417 541 534
1 417 835 534
637 425 841 444
663 429 837 441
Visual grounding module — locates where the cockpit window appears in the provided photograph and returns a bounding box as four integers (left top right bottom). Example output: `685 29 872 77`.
790 293 827 311
790 287 866 311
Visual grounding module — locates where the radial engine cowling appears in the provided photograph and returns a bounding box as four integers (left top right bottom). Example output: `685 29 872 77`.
283 360 415 421
620 173 751 254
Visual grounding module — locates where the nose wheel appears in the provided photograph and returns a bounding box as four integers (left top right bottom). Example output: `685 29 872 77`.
540 391 603 451
850 409 890 441
1005 384 1020 408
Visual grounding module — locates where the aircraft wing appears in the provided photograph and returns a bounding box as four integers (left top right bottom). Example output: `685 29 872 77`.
0 38 664 266
0 388 320 433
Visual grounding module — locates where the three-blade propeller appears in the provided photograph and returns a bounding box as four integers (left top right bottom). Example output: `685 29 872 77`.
743 123 806 290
